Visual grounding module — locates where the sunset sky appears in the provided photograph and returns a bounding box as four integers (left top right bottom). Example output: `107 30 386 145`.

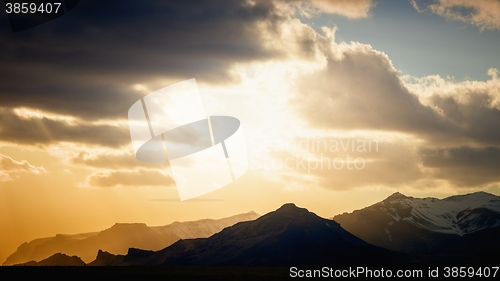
1 0 500 263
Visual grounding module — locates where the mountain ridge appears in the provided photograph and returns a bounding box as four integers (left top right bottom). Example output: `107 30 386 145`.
89 202 405 266
333 191 500 258
14 253 86 266
3 211 259 265
7 192 499 267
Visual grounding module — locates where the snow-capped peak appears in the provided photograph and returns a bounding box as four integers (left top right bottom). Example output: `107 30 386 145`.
379 192 500 236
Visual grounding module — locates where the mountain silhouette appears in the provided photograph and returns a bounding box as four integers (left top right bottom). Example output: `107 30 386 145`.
15 253 85 266
333 191 500 264
11 196 498 269
4 211 259 265
90 203 404 266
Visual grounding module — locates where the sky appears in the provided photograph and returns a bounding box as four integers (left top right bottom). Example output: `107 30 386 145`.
1 0 500 263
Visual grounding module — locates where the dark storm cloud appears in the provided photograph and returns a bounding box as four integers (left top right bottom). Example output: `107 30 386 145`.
0 0 286 120
430 91 500 145
420 146 500 186
0 108 129 146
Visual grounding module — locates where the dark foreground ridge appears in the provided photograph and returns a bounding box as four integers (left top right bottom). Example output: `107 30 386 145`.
0 266 294 279
14 253 85 266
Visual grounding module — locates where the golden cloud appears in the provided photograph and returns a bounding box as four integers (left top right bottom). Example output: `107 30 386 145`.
0 154 47 182
412 0 500 31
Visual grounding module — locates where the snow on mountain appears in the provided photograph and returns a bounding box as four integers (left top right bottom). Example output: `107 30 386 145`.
333 191 500 256
375 192 500 235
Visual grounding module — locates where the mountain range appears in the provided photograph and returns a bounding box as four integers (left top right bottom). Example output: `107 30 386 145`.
5 191 500 268
89 203 403 266
3 211 259 265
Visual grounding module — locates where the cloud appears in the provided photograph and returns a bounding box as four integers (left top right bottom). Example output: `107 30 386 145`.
0 0 289 120
71 150 156 169
290 0 375 19
408 70 500 187
291 35 453 138
66 147 176 189
279 25 500 190
251 135 425 190
2 0 499 193
0 107 129 147
420 146 500 186
405 67 500 146
0 153 47 181
0 0 346 149
289 27 500 148
430 91 500 145
411 0 500 31
84 169 175 188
